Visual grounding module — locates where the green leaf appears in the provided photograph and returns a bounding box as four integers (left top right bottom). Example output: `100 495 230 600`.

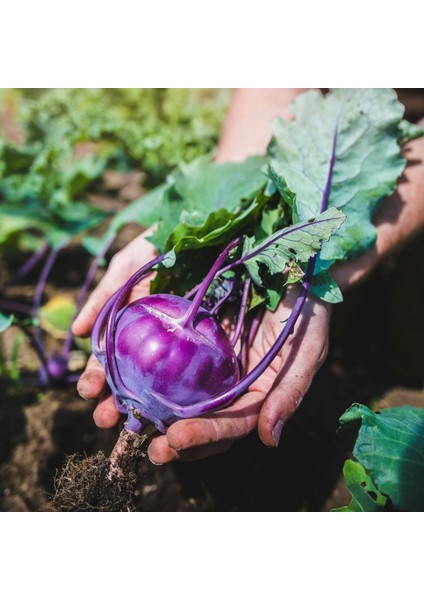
165 192 271 254
0 312 14 333
269 88 422 265
173 155 267 215
39 295 76 339
397 120 424 145
266 165 296 209
339 403 424 511
0 200 106 249
242 206 345 286
101 156 268 253
332 459 387 512
310 271 343 304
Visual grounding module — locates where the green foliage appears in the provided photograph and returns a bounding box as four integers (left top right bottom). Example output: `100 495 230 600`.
0 88 230 251
39 295 76 339
337 404 424 511
332 459 387 512
269 88 423 268
95 88 420 309
99 155 267 253
242 206 345 286
0 311 14 332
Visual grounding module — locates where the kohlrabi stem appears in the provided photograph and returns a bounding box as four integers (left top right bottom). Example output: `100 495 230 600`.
32 243 64 373
238 305 264 372
15 321 50 382
0 240 49 290
210 276 237 316
231 278 251 347
33 244 64 317
0 299 32 315
61 234 116 363
179 238 240 328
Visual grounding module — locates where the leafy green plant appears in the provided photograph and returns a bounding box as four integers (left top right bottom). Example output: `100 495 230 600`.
0 88 229 386
334 404 424 512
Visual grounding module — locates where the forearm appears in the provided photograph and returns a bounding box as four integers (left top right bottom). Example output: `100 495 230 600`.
215 88 308 163
332 120 424 291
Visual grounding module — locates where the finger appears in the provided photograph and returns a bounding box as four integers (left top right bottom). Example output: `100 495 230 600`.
93 394 121 429
147 434 233 464
258 332 328 448
72 285 115 337
145 390 263 466
77 354 107 399
72 234 158 337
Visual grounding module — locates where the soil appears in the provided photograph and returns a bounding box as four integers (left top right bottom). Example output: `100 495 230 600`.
1 89 424 512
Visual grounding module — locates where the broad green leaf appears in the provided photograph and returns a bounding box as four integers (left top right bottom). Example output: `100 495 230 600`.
310 271 343 304
100 156 268 253
173 155 267 214
39 295 76 339
0 200 106 249
339 403 424 511
332 459 387 512
269 88 422 264
165 192 271 254
265 165 296 209
0 312 14 333
242 206 345 286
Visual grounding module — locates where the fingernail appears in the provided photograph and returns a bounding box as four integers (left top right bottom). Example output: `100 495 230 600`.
272 420 284 447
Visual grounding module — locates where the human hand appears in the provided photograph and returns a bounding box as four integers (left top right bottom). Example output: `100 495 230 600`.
147 288 331 464
73 227 331 462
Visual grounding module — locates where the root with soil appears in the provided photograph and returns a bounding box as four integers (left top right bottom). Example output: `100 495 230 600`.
49 428 154 512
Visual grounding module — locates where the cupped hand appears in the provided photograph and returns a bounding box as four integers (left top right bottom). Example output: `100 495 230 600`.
147 288 331 464
73 232 331 464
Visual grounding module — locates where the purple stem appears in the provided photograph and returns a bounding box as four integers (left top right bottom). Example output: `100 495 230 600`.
0 299 32 314
61 234 116 363
15 322 50 381
210 284 234 316
238 305 264 372
33 244 63 318
31 244 64 380
0 240 49 290
231 278 251 347
179 238 240 328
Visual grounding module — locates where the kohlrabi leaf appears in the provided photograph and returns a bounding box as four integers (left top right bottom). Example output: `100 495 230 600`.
0 199 107 249
339 403 424 511
269 88 422 265
39 295 76 339
0 312 14 333
242 206 345 286
173 155 267 214
164 192 271 254
100 156 268 253
310 271 343 304
332 459 387 512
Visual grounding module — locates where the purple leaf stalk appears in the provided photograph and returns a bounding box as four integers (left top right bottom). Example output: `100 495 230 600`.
0 234 117 386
